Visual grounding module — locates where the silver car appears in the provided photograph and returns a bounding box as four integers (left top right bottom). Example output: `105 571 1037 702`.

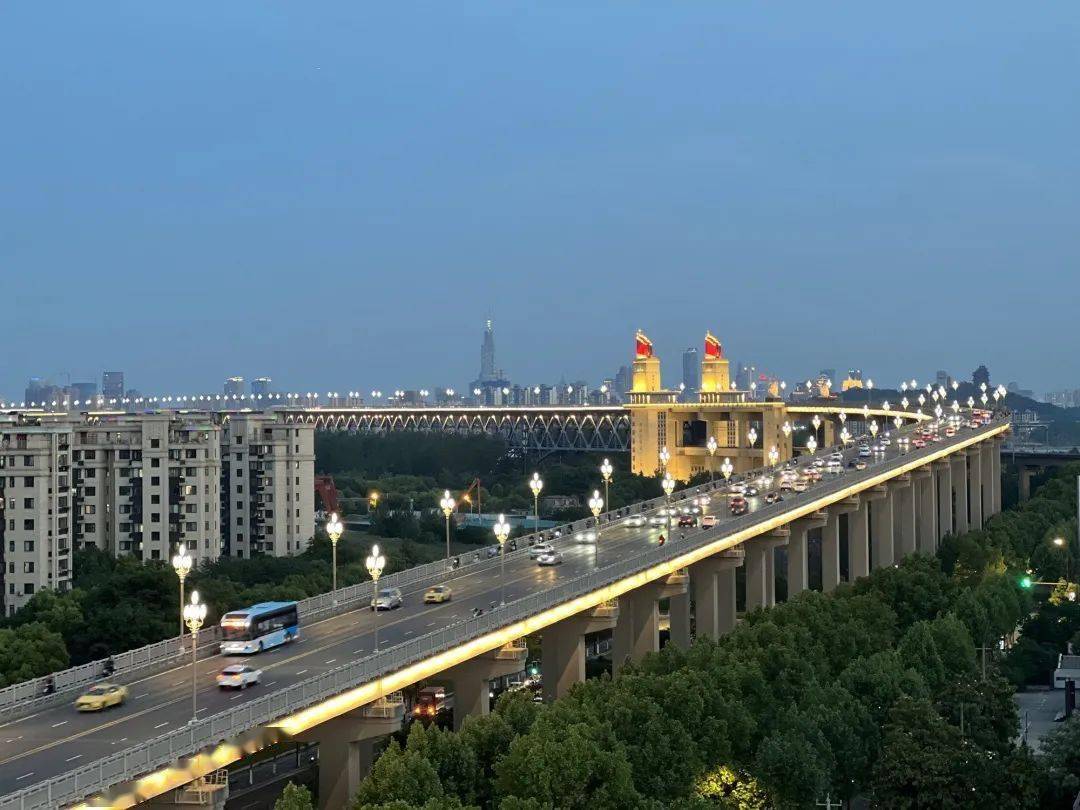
371 587 403 611
529 542 555 559
537 551 564 566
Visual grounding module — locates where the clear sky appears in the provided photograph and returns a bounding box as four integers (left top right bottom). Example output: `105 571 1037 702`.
2 2 1078 398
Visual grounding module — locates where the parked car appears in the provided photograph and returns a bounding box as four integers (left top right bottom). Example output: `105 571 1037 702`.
217 665 262 690
75 683 127 711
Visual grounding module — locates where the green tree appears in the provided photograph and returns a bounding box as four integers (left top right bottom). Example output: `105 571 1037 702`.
352 741 443 808
274 782 315 810
0 623 69 686
1039 717 1080 807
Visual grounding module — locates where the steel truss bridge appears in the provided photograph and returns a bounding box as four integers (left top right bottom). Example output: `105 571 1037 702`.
280 406 631 454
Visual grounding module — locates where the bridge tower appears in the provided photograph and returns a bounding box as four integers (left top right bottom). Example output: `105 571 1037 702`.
627 331 678 476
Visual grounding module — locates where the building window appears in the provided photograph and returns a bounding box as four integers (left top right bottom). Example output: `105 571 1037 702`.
84 523 96 533
22 497 33 509
151 439 160 448
23 562 34 573
151 494 160 504
23 519 34 530
23 456 32 467
151 458 160 468
151 512 160 523
151 476 160 486
23 476 33 487
24 583 35 595
84 486 96 496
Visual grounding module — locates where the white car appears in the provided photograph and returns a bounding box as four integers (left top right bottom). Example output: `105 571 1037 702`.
217 665 262 689
371 587 403 610
537 551 563 566
624 515 645 528
729 483 747 495
858 447 872 458
529 542 555 559
574 530 597 543
649 515 668 527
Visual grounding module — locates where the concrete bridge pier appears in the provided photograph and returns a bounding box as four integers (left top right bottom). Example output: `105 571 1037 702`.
991 438 1003 514
541 601 618 703
891 476 916 559
826 496 860 591
867 485 893 569
1019 466 1038 502
967 446 984 528
746 531 788 611
847 498 871 581
444 642 528 731
689 549 744 640
981 441 996 519
668 590 691 650
788 511 827 597
912 468 935 554
951 453 969 534
613 573 685 675
933 461 952 541
295 694 406 810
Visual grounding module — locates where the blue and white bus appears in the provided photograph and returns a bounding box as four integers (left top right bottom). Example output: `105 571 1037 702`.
219 601 299 655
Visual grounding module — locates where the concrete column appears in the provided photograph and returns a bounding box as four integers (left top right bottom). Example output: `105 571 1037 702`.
914 470 935 554
951 454 969 534
870 490 894 569
745 542 770 612
967 447 983 529
668 592 691 650
848 498 870 580
612 581 663 676
788 511 827 598
690 550 743 639
981 442 995 519
821 510 841 592
991 440 1003 514
765 547 777 606
934 461 952 541
445 644 528 730
542 604 617 702
296 697 405 809
893 477 915 559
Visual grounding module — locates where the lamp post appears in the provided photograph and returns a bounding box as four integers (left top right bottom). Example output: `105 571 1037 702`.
768 445 779 467
439 490 456 560
600 458 613 512
661 473 675 536
326 512 343 601
182 590 206 724
529 473 543 532
172 546 192 643
747 427 758 448
706 436 718 483
368 490 380 514
588 490 604 542
806 435 818 455
366 544 386 651
493 515 511 605
720 457 733 483
659 446 671 471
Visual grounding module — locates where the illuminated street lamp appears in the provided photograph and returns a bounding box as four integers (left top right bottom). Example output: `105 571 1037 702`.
747 427 758 447
706 436 718 482
661 473 676 536
967 396 975 409
368 490 380 513
840 427 851 445
893 415 903 431
952 400 961 415
527 472 544 532
768 445 780 467
870 420 880 438
901 397 909 410
806 435 818 455
917 393 926 407
326 512 344 600
600 458 614 511
720 457 734 482
366 544 386 650
493 516 511 605
172 545 193 643
439 490 456 560
782 421 792 439
588 490 604 541
838 411 847 425
182 591 207 724
659 446 671 470
811 414 822 431
981 392 989 406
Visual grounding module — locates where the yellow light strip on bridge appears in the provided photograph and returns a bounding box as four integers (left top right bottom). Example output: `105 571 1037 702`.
68 423 1007 808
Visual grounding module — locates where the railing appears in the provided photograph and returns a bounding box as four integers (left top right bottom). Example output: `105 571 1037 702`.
0 417 1008 810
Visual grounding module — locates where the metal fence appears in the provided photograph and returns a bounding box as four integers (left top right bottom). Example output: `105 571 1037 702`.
0 417 1008 809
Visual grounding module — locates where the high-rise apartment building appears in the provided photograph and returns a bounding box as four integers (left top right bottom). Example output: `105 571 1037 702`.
221 413 315 559
251 377 273 396
224 377 245 396
479 320 496 382
0 420 74 614
102 372 125 401
681 348 700 401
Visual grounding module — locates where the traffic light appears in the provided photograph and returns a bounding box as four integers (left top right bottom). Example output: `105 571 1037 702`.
1020 576 1033 589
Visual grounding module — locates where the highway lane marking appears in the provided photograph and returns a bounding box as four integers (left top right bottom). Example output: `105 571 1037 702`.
295 669 308 676
64 754 81 762
153 721 169 729
229 694 244 701
4 736 22 743
15 772 32 780
51 721 67 728
136 692 149 699
324 659 336 665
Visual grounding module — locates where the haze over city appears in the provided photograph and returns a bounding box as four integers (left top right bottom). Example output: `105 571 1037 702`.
3 2 1080 395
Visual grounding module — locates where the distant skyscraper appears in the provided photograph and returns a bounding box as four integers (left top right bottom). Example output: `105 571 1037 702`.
613 365 631 400
224 377 245 396
681 348 700 401
480 319 496 382
251 377 272 396
102 371 124 400
972 365 990 389
935 370 951 390
71 382 97 402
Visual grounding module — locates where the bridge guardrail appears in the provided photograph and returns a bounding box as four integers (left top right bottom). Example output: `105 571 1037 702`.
0 415 1008 810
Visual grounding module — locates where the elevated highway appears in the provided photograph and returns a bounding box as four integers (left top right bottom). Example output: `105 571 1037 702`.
0 415 1008 809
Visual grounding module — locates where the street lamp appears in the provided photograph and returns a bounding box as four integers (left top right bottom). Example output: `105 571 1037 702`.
706 436 718 482
782 421 792 439
493 516 511 605
720 457 733 482
747 427 758 447
870 420 880 438
893 415 903 431
366 544 386 651
172 546 192 642
768 445 779 466
967 396 975 409
806 435 818 455
588 490 604 539
840 427 851 445
811 414 822 431
659 446 671 470
368 491 380 513
661 473 675 536
326 512 344 600
901 397 910 410
439 490 456 560
600 458 614 511
529 473 543 531
182 590 207 724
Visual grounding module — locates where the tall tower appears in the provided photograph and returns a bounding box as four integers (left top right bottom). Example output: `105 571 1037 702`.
681 348 700 401
480 320 496 382
699 331 731 395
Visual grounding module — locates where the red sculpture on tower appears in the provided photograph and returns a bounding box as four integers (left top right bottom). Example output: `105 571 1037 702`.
635 330 654 359
704 331 723 359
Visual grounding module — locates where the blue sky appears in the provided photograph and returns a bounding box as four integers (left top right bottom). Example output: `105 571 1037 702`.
2 2 1078 398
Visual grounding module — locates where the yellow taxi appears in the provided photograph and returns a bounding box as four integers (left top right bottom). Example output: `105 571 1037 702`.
423 585 453 604
75 683 128 712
